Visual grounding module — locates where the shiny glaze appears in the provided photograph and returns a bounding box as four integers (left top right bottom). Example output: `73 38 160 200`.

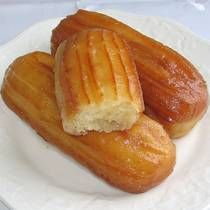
51 10 208 138
54 29 144 117
1 52 175 193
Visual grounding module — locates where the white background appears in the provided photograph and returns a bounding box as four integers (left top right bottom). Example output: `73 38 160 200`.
0 0 210 46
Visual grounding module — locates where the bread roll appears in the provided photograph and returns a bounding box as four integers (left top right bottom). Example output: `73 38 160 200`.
54 29 144 135
51 9 208 138
1 52 176 193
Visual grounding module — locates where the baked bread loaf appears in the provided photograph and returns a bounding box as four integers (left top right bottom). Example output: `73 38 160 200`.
1 52 176 193
51 9 208 138
54 29 144 135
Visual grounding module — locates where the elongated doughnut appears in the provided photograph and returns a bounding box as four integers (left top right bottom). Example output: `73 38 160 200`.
1 52 175 193
54 29 144 135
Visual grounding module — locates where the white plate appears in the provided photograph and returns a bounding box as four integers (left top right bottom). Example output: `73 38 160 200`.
0 9 210 210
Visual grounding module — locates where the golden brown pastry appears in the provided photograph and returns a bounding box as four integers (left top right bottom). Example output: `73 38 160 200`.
54 29 144 135
51 9 208 138
1 52 175 193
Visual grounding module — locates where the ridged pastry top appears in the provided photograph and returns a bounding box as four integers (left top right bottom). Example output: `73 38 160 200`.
55 29 144 117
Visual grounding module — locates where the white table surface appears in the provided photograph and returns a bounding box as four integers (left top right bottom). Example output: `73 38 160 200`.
0 0 209 209
0 0 210 46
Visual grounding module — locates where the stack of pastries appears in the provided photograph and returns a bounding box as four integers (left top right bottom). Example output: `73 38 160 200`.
51 9 208 139
1 9 208 193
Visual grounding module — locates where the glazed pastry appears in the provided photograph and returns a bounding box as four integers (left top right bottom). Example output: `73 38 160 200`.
1 52 175 193
51 9 208 138
54 29 144 135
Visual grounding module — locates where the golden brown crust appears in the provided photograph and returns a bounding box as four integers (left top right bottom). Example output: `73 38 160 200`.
1 52 175 193
54 29 144 134
51 9 208 138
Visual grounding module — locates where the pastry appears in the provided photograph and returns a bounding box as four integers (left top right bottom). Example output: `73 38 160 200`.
54 29 144 135
51 9 208 138
1 52 176 193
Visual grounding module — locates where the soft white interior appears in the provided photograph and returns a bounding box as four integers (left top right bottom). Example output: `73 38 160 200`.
62 101 139 135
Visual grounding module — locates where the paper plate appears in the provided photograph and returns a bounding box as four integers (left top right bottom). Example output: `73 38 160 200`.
0 9 210 210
